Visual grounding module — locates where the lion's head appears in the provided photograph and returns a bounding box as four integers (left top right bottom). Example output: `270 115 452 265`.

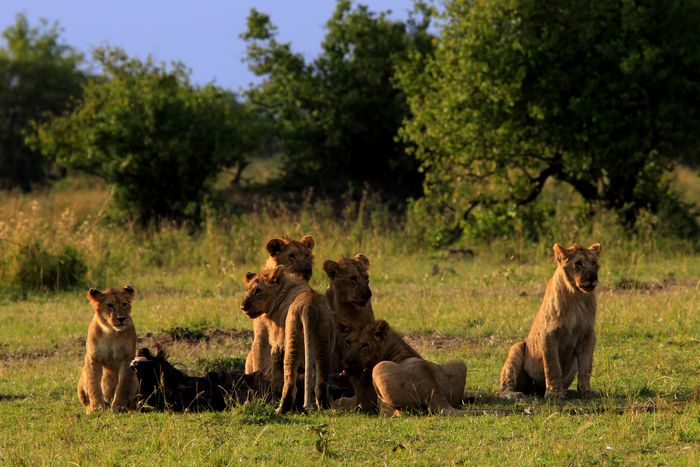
337 319 389 376
264 235 315 281
87 285 135 332
240 265 286 319
553 243 602 293
323 254 372 306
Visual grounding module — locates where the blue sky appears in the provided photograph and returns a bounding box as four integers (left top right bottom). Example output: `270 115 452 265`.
1 1 417 92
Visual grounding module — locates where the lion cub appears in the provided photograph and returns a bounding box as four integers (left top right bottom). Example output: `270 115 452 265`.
78 286 138 413
337 319 466 415
500 243 602 399
241 265 335 414
245 235 315 376
323 254 375 325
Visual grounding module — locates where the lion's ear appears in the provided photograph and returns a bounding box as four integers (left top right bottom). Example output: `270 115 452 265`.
552 243 572 264
372 320 389 341
244 272 257 285
122 285 135 298
266 238 286 257
588 243 602 257
354 254 370 270
323 260 339 280
300 235 315 250
87 288 103 304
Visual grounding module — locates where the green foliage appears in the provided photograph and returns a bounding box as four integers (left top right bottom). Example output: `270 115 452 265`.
0 14 85 191
243 1 433 205
1 240 87 293
30 47 260 225
399 0 700 245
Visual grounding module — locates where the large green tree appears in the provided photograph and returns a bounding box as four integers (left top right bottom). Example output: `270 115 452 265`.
0 14 85 191
400 0 700 244
243 1 433 205
31 48 258 225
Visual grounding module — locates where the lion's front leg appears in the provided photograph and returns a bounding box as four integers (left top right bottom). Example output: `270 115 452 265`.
542 332 565 398
102 367 118 405
499 341 528 399
277 350 300 414
84 358 106 413
246 318 272 375
270 345 284 400
112 361 137 412
576 332 599 398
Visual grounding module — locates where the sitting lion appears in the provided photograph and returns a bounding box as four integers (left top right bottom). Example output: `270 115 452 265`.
246 235 316 376
241 265 335 414
130 347 273 411
335 319 467 415
499 242 602 399
323 254 375 325
77 286 138 413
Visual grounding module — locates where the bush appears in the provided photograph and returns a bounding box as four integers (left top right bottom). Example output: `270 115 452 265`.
4 240 87 292
30 47 260 226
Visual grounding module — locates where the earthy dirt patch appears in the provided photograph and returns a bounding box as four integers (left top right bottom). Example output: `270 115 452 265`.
402 334 471 352
140 327 253 348
614 277 671 292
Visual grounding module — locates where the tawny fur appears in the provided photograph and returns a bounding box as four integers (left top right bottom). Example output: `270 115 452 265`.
373 358 467 416
334 319 465 415
499 242 602 399
241 265 335 414
245 235 315 376
324 254 376 382
77 286 138 413
323 254 375 325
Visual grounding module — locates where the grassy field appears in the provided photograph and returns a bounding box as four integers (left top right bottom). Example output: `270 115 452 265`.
1 181 700 464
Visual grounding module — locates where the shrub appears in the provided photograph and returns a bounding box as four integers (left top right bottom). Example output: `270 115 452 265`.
4 240 87 292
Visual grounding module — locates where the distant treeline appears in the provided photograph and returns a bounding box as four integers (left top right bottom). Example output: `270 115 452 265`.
2 1 699 243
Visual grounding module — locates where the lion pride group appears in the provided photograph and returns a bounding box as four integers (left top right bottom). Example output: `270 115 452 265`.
77 235 602 416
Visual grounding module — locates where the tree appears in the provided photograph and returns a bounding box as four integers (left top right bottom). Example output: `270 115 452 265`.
399 0 700 244
0 13 86 191
243 1 433 205
30 47 258 225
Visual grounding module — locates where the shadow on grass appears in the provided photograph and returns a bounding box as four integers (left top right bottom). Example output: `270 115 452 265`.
0 393 29 401
459 388 697 417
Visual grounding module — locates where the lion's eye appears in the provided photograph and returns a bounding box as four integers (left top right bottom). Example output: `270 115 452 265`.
254 288 261 296
575 260 583 268
360 343 369 350
122 302 128 308
107 303 114 311
345 340 351 349
288 253 296 260
351 277 359 284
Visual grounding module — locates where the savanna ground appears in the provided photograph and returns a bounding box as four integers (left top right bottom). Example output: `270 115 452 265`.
1 173 700 465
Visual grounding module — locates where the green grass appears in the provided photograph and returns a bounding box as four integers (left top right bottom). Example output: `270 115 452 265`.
1 181 700 464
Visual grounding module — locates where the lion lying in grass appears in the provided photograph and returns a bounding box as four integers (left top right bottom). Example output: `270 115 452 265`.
500 242 602 399
335 319 467 415
130 347 273 411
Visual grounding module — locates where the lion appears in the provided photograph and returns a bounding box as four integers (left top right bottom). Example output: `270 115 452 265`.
245 235 315 376
499 242 602 399
323 254 375 393
333 319 466 415
241 265 335 414
130 347 276 411
323 254 375 325
77 286 138 413
335 320 466 412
